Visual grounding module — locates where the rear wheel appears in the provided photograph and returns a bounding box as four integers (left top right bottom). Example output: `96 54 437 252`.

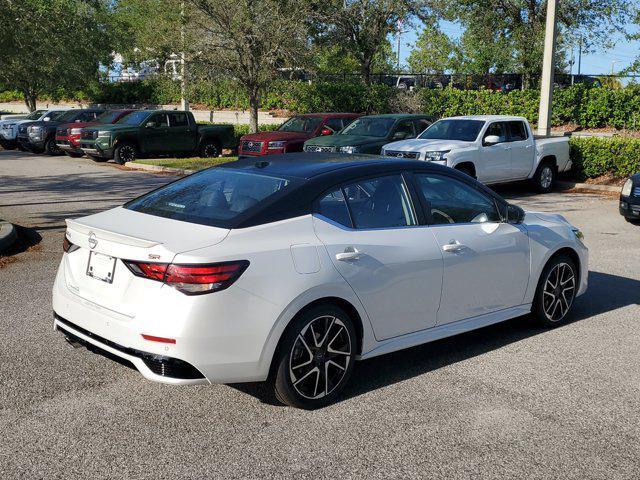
273 304 357 409
532 254 578 327
44 137 62 155
114 142 137 165
200 139 220 158
533 162 556 193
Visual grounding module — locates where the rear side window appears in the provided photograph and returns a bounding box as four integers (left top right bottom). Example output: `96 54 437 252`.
317 189 352 227
126 169 293 227
415 174 500 225
169 112 189 127
508 121 528 141
343 175 417 229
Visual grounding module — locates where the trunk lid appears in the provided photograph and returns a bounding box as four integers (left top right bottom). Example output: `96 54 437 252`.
63 207 230 317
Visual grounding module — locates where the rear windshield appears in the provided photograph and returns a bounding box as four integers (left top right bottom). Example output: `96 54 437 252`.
125 168 294 227
419 119 485 142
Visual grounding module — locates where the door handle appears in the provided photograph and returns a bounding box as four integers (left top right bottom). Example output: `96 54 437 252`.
336 247 361 261
442 240 465 253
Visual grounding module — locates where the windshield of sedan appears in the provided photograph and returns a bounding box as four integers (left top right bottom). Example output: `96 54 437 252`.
125 169 294 227
96 110 126 124
418 119 485 142
339 117 395 137
25 110 46 120
116 111 151 125
278 116 323 133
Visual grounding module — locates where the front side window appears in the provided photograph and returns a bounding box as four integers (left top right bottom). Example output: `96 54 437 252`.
317 189 351 227
393 120 416 139
126 169 293 227
415 174 501 225
483 122 508 143
343 175 417 229
147 113 168 127
278 116 323 133
340 117 395 137
324 118 344 133
419 119 485 142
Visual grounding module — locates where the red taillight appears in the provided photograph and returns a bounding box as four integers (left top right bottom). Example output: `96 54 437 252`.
123 260 249 295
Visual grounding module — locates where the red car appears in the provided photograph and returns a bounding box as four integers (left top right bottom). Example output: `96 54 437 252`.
238 113 360 156
55 109 135 157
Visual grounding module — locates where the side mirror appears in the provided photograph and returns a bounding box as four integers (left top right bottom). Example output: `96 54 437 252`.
484 135 500 146
506 203 525 224
393 131 408 140
43 117 50 122
145 122 157 129
320 127 334 136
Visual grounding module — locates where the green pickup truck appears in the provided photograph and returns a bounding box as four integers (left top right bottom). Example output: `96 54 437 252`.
303 114 433 155
79 110 235 164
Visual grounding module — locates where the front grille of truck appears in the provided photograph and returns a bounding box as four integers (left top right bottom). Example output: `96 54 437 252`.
384 150 419 159
54 314 205 380
241 140 263 153
81 130 98 140
304 145 335 153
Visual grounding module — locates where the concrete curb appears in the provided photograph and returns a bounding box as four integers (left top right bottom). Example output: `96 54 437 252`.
0 220 17 253
125 162 194 176
557 181 621 193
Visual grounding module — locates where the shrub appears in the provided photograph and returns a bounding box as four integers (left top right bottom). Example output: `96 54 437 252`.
569 136 640 179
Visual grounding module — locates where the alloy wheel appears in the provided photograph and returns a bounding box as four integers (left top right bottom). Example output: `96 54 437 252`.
540 166 554 189
120 145 135 162
542 262 576 322
289 315 352 400
202 143 219 158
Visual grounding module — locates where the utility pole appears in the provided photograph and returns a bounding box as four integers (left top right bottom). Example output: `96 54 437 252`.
537 0 558 136
577 36 582 76
180 0 189 111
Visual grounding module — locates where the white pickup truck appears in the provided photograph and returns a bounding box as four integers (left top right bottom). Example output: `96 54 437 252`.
0 109 68 150
381 115 571 192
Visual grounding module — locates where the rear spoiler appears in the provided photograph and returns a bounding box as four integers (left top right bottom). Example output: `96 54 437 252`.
66 218 160 248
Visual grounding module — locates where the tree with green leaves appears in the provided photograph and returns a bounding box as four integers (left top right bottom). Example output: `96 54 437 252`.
0 0 116 111
407 24 458 74
187 0 311 132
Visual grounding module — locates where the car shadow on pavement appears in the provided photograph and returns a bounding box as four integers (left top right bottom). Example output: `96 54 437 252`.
231 270 639 407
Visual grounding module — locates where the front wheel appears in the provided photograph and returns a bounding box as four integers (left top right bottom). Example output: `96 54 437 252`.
273 304 357 409
532 254 578 327
533 163 556 193
200 140 220 158
44 137 62 156
114 142 137 165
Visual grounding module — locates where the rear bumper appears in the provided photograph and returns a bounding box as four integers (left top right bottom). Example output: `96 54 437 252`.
619 196 640 219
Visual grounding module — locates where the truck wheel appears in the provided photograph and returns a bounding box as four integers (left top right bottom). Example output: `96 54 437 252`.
0 140 16 150
44 137 62 156
200 140 220 158
114 142 137 165
533 163 556 193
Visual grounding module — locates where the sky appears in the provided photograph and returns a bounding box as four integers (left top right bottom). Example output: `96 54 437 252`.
397 20 640 76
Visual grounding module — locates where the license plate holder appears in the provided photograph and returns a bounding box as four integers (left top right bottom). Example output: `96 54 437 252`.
86 251 116 283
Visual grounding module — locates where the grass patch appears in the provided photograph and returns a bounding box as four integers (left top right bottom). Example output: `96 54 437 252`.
135 156 237 171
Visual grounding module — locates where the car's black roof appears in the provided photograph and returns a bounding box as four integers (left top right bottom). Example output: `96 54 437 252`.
220 152 442 180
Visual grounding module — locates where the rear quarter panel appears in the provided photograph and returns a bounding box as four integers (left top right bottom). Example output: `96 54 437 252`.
197 124 236 149
535 137 571 173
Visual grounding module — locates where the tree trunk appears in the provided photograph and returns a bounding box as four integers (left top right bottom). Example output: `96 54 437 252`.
23 90 37 112
248 88 259 134
360 58 372 86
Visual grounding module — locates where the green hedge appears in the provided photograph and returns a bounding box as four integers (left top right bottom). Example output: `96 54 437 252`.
569 136 640 179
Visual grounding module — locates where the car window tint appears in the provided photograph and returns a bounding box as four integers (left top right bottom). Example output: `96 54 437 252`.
484 122 508 143
317 189 352 227
394 120 416 138
508 121 528 141
148 113 168 127
324 118 344 132
126 169 293 227
415 174 501 225
343 175 417 229
415 119 431 134
169 112 189 127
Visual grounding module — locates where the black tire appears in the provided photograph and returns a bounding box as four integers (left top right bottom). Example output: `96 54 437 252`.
199 139 220 158
16 143 26 152
273 303 357 409
532 162 556 193
44 136 62 156
64 151 84 158
532 254 578 327
114 142 137 165
0 140 16 150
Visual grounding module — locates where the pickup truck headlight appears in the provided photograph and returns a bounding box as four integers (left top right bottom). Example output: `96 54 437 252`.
27 126 42 139
268 141 286 149
97 131 111 137
621 178 633 197
2 123 16 130
339 146 358 154
424 150 450 162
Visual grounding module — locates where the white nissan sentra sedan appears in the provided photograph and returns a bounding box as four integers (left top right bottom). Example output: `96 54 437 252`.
53 154 588 409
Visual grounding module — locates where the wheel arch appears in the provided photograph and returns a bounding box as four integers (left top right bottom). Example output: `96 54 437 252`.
454 161 476 178
548 246 581 281
539 155 557 170
114 135 140 151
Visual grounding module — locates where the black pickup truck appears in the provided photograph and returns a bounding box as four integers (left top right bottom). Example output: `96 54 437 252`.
79 110 236 164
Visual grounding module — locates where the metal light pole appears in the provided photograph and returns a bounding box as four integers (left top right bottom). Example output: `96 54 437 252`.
537 0 558 136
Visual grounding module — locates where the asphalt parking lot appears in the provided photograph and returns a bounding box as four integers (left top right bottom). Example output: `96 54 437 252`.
1 149 639 479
